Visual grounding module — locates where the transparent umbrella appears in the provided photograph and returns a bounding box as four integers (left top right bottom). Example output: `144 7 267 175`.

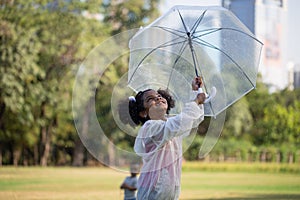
128 5 263 117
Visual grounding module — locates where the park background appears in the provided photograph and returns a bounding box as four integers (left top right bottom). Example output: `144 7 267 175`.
0 0 299 199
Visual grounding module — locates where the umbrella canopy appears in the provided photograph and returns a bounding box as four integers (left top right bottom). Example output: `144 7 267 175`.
128 5 263 117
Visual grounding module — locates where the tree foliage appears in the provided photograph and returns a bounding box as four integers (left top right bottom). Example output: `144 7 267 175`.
103 0 159 34
0 0 160 166
0 0 108 165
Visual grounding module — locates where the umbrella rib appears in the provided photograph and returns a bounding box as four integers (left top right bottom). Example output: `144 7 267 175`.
152 25 187 37
190 10 207 35
177 9 190 34
194 38 255 87
219 27 263 44
194 27 263 45
176 9 200 76
167 42 189 89
128 38 188 84
193 28 222 38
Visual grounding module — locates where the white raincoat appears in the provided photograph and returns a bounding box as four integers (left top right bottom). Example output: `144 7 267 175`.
134 98 204 200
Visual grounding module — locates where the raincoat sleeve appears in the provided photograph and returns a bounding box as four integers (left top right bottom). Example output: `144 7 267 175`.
164 101 204 140
134 101 204 154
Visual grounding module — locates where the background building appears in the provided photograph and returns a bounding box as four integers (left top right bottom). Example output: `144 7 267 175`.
293 63 300 89
255 0 288 91
222 0 256 33
223 0 300 91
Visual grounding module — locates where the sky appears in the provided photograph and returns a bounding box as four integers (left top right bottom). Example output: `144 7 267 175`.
159 0 222 12
287 0 300 64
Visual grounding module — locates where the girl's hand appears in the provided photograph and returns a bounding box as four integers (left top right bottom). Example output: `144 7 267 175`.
192 77 203 91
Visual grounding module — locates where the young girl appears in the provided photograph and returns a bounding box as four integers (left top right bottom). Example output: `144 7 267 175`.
128 77 206 200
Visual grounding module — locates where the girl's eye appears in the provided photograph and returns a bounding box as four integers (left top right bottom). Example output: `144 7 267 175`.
146 94 161 102
146 97 154 102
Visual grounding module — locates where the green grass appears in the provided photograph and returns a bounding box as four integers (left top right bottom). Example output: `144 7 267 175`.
181 171 300 199
0 163 299 200
182 162 300 173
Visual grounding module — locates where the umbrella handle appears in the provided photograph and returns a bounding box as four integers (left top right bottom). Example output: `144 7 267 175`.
198 87 217 104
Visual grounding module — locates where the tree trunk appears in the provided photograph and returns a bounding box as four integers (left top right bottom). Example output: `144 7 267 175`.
72 98 91 166
39 101 54 167
40 126 50 166
23 148 28 166
72 138 85 166
107 140 115 166
40 116 57 166
40 102 57 166
260 150 266 162
288 152 294 164
42 133 51 166
0 103 5 166
34 144 39 165
13 147 21 166
0 145 2 166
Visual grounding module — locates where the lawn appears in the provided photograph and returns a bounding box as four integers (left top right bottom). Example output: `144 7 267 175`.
0 163 299 200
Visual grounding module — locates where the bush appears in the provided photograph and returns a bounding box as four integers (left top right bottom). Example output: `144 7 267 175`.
183 136 299 164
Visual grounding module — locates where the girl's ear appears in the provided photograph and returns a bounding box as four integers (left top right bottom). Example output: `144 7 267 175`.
139 110 147 118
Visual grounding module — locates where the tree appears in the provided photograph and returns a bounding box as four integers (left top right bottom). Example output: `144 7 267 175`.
0 0 108 166
261 88 300 146
246 74 275 146
222 98 253 139
0 3 44 165
84 0 161 165
103 0 160 34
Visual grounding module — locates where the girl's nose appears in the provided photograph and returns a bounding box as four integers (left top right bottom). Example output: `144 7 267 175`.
156 96 162 100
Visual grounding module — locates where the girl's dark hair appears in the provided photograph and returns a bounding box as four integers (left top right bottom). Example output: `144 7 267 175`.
157 89 175 113
128 88 175 126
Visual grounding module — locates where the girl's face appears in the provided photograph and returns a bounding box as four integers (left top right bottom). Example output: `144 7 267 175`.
142 90 168 119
